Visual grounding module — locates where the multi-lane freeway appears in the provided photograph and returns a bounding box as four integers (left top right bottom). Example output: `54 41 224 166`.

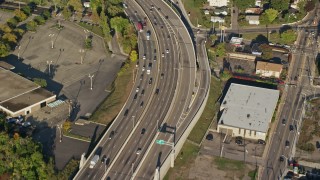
74 0 210 179
261 4 320 180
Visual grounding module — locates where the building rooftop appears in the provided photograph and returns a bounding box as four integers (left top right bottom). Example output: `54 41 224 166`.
230 37 243 45
219 83 279 133
0 68 39 102
256 61 283 72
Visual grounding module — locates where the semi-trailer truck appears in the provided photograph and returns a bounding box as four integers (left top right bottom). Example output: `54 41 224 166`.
89 155 100 168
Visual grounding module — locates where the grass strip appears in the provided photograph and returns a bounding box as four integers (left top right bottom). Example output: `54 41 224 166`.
78 22 104 37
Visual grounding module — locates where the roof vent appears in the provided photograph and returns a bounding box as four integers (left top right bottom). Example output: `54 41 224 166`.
247 114 250 118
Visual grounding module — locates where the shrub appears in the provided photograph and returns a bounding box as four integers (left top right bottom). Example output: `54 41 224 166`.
7 18 18 28
34 16 46 25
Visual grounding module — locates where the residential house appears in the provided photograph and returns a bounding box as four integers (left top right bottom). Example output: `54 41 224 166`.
207 0 229 7
211 16 225 23
256 61 283 78
217 83 279 140
245 8 262 14
214 8 228 15
246 15 260 25
251 43 262 55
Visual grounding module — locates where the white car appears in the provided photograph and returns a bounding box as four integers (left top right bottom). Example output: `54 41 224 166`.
143 55 146 60
136 148 142 155
142 66 145 71
166 49 169 53
161 53 165 57
136 87 140 92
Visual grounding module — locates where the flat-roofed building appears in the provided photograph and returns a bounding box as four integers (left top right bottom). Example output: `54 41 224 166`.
217 83 279 140
256 61 283 78
0 67 56 117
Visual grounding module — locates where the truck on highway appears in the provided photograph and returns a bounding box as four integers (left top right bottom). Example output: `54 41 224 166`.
89 155 100 168
137 22 143 32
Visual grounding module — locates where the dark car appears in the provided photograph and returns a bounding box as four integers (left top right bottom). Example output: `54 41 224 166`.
101 155 107 163
141 128 146 134
233 9 235 13
124 109 129 116
285 140 290 147
109 131 115 139
236 136 242 140
155 88 160 94
289 125 294 131
258 139 266 145
161 73 164 79
154 49 156 53
153 56 157 61
149 78 153 84
279 156 284 162
206 133 213 141
316 141 320 149
236 139 243 145
140 74 144 80
282 119 286 125
140 101 144 107
165 15 168 19
134 93 138 100
141 89 145 95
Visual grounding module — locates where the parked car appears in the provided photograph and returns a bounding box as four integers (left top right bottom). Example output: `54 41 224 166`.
279 155 285 162
316 141 320 149
258 139 266 145
236 139 243 145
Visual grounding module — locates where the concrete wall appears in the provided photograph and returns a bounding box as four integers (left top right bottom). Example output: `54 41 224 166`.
217 124 266 140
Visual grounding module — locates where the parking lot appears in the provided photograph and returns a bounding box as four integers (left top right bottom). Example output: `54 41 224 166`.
5 19 126 120
201 131 265 165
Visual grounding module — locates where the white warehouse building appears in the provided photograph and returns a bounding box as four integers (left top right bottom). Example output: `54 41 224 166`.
217 83 279 140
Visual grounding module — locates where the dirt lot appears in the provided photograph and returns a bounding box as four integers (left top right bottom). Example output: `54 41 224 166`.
296 98 320 162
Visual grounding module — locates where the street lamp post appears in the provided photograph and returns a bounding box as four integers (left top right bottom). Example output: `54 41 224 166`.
79 49 85 64
155 139 175 167
88 74 94 90
49 34 55 48
47 60 53 75
15 45 21 59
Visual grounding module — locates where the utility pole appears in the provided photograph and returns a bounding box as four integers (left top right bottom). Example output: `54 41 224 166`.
15 45 21 60
47 61 53 75
79 49 85 64
88 74 94 90
132 116 135 129
49 34 55 48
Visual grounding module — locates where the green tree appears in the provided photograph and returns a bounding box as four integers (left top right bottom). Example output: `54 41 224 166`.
22 6 31 16
63 121 71 133
85 38 92 49
0 24 12 34
259 44 273 60
271 0 290 12
7 18 18 28
220 68 232 81
265 9 278 23
26 20 37 31
280 29 297 44
34 16 46 25
91 9 101 24
68 0 83 12
14 10 27 22
110 16 129 34
214 43 226 57
42 10 51 20
62 7 72 20
2 32 17 44
107 5 123 17
209 34 218 43
33 78 47 87
130 50 138 62
233 0 255 11
100 11 112 41
13 28 25 39
108 0 123 5
304 0 315 12
0 42 10 57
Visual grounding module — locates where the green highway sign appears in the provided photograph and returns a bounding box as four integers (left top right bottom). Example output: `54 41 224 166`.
156 139 165 145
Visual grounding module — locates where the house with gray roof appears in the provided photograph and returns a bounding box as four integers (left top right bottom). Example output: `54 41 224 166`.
217 83 279 140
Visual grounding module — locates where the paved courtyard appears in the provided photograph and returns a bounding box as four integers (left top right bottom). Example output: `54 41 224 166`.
5 19 126 120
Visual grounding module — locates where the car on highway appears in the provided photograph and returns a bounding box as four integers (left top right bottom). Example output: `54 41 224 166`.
141 128 146 134
136 148 142 155
155 88 159 94
153 56 156 61
124 109 129 116
154 49 156 53
109 131 115 139
140 101 144 107
143 54 146 60
161 53 165 58
285 140 290 148
146 31 151 40
134 93 138 100
149 78 153 85
140 74 144 80
142 65 145 71
136 86 140 92
279 155 284 162
148 62 152 68
141 89 145 95
166 49 170 53
165 15 168 19
282 119 286 125
289 125 294 131
161 73 164 79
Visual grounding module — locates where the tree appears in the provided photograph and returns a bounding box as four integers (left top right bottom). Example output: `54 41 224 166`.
22 6 31 16
107 5 123 17
91 9 100 24
304 0 315 12
130 50 138 62
280 29 297 44
62 7 72 20
209 34 218 43
63 121 71 133
7 18 18 28
265 9 278 23
233 0 255 11
42 10 51 20
34 16 46 25
100 11 112 41
259 44 273 60
220 68 232 81
68 0 83 12
271 0 290 12
14 10 27 22
2 33 17 44
0 24 12 34
108 0 123 5
0 42 10 57
85 38 92 49
110 16 129 34
26 20 37 31
33 78 47 87
214 43 226 57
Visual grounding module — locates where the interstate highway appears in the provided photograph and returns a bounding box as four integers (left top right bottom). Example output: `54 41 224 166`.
74 2 162 179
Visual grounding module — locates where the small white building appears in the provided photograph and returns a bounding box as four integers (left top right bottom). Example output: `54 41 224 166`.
256 61 283 78
255 0 262 7
211 16 225 23
83 2 90 8
207 0 229 7
204 10 210 15
217 83 279 140
246 15 260 25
